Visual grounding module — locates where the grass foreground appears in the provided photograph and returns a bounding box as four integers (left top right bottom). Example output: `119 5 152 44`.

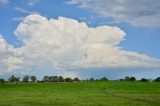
0 81 160 106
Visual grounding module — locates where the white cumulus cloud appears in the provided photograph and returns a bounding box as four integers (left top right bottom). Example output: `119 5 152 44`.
68 0 160 27
0 35 22 73
0 14 160 75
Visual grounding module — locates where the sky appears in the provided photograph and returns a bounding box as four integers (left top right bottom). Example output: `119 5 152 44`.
0 0 160 80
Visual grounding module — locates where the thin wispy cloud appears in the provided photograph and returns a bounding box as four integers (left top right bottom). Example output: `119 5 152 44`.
0 0 9 5
68 0 160 27
14 7 40 14
28 0 39 6
12 17 25 21
13 7 40 21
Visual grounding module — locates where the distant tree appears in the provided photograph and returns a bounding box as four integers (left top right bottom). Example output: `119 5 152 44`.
48 76 54 82
89 77 95 82
30 76 36 82
8 75 19 83
43 76 49 82
8 75 15 82
130 77 136 81
100 77 108 81
81 80 86 82
23 75 29 82
15 77 20 82
119 79 124 81
65 78 73 82
95 79 99 81
124 76 136 81
73 77 80 82
154 77 160 82
59 76 64 82
37 80 43 83
140 78 149 82
86 79 89 82
48 76 59 82
53 76 59 82
0 78 5 83
124 76 130 81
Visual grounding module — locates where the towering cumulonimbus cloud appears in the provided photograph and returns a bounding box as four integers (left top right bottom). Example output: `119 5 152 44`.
0 14 160 75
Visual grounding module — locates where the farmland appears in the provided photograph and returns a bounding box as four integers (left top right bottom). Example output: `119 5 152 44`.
0 81 160 106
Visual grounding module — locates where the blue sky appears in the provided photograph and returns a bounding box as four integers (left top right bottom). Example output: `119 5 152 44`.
0 0 160 80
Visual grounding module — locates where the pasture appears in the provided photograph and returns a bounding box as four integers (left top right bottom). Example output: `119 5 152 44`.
0 82 160 106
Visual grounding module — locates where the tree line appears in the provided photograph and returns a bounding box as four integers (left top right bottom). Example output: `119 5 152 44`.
120 76 160 82
0 75 160 84
0 75 108 83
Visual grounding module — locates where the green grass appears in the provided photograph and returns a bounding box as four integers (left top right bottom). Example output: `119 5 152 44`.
0 81 160 106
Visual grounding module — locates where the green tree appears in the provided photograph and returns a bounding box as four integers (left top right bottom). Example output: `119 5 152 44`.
23 75 29 82
89 77 95 82
124 76 136 81
30 76 36 82
48 76 54 82
65 78 73 82
154 77 160 82
100 77 108 81
130 77 136 81
124 76 130 81
73 77 80 82
119 79 124 81
43 76 49 82
140 78 149 82
0 78 5 83
15 77 20 82
53 76 59 82
8 75 19 83
59 76 64 82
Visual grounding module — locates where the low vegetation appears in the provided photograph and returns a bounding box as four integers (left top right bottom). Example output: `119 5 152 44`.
0 81 160 106
0 75 160 106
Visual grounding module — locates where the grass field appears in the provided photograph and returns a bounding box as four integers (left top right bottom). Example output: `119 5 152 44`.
0 82 160 106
